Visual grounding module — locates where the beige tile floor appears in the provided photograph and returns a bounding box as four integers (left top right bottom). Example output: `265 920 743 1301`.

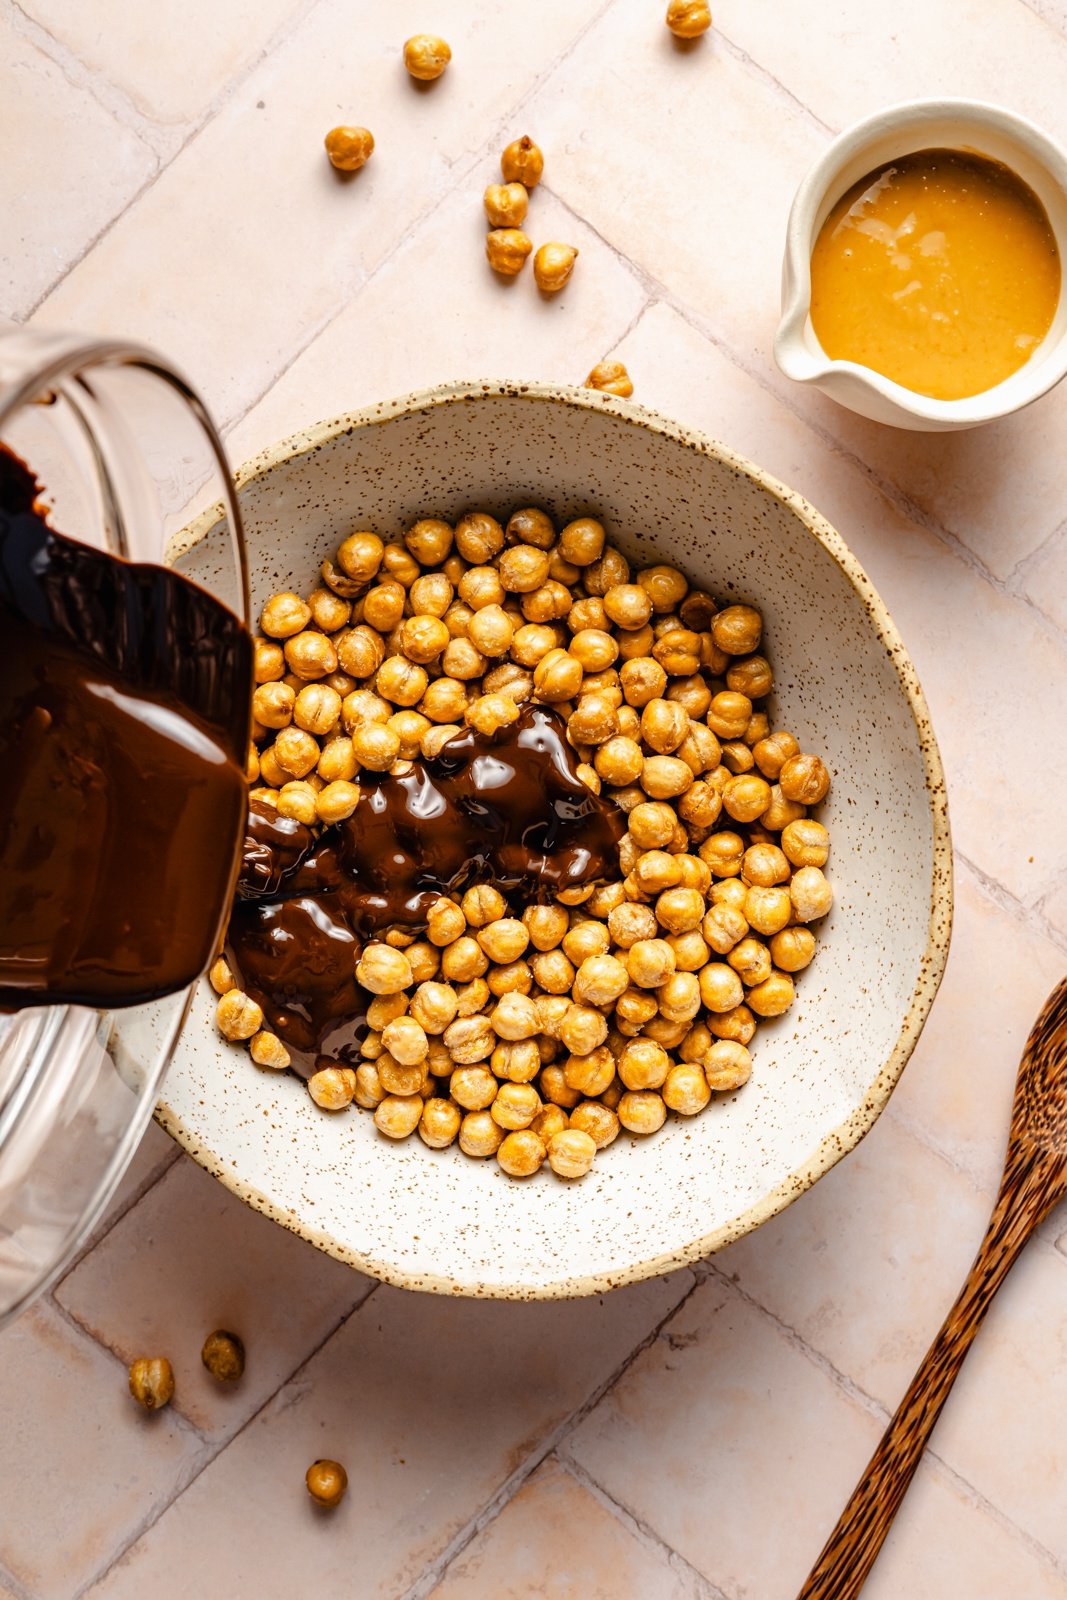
4 1 1067 1594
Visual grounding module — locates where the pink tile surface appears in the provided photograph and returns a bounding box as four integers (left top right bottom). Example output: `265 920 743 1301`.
87 1273 690 1599
0 1302 204 1600
5 3 1067 1596
0 14 155 319
428 1456 696 1599
56 1156 375 1442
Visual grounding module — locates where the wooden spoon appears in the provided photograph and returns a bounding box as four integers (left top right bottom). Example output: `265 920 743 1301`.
797 976 1067 1599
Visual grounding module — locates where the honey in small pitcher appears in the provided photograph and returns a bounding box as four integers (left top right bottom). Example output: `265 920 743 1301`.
809 148 1060 401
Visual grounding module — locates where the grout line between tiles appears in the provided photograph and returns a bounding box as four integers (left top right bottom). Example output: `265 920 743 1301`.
7 0 161 153
554 1451 731 1599
217 0 636 442
0 1553 34 1600
72 1282 383 1600
955 847 1067 954
54 1145 184 1286
16 0 327 321
395 1271 703 1600
702 1263 1067 1584
711 24 836 139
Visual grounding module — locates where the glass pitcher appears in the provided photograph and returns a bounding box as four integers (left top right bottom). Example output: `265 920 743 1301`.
0 328 248 1328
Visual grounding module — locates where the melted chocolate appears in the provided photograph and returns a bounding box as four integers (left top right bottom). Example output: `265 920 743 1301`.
0 447 251 1010
226 705 624 1074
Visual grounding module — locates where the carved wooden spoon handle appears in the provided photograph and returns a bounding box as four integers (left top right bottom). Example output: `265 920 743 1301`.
796 1172 1040 1600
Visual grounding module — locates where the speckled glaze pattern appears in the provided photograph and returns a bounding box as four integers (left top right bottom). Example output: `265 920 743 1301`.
159 382 952 1299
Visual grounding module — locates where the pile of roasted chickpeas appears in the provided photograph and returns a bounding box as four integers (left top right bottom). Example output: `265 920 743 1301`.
214 508 832 1181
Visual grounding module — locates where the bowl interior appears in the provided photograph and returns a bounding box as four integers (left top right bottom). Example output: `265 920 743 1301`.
163 385 949 1297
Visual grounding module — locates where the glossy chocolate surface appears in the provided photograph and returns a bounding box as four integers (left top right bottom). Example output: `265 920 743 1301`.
0 447 251 1010
227 705 624 1074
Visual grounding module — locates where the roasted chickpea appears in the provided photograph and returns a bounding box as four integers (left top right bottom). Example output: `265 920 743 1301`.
666 0 713 37
779 752 831 806
619 656 669 708
704 1040 752 1091
558 1003 608 1057
699 830 745 877
781 818 830 868
708 1003 756 1045
277 781 318 824
253 637 285 683
743 885 792 938
459 1109 505 1158
261 592 311 640
129 1356 175 1411
417 1097 460 1150
747 971 795 1017
572 953 630 1007
586 359 634 398
489 991 539 1040
486 226 533 275
441 936 488 984
562 920 611 965
652 628 701 676
712 604 762 655
617 1089 666 1135
726 654 773 699
325 124 374 171
356 943 413 995
654 886 704 935
640 698 689 755
371 1095 421 1140
698 962 744 1013
403 31 450 78
497 1129 547 1177
742 843 790 887
216 988 263 1041
420 678 469 723
547 1127 596 1178
309 1066 357 1111
662 1062 712 1115
407 980 457 1036
722 774 772 824
501 134 544 188
284 630 337 681
726 937 772 987
753 730 800 780
337 625 386 681
533 647 583 701
484 173 532 228
769 926 816 973
790 865 833 922
483 1079 540 1131
641 755 693 800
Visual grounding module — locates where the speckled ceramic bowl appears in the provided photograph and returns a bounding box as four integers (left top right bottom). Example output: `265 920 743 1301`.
162 382 952 1299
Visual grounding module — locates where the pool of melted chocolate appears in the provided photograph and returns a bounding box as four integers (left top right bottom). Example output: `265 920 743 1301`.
226 704 625 1075
0 446 251 1010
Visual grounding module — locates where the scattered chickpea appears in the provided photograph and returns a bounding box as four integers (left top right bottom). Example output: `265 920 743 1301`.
201 1330 245 1383
486 228 533 276
585 360 634 398
666 0 713 37
324 126 374 172
216 989 263 1041
128 1356 174 1411
374 1094 423 1138
306 1459 348 1509
403 33 451 79
484 181 529 227
533 242 578 293
501 134 544 188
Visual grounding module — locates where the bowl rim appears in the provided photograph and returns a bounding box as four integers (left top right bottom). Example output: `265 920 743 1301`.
157 379 954 1299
